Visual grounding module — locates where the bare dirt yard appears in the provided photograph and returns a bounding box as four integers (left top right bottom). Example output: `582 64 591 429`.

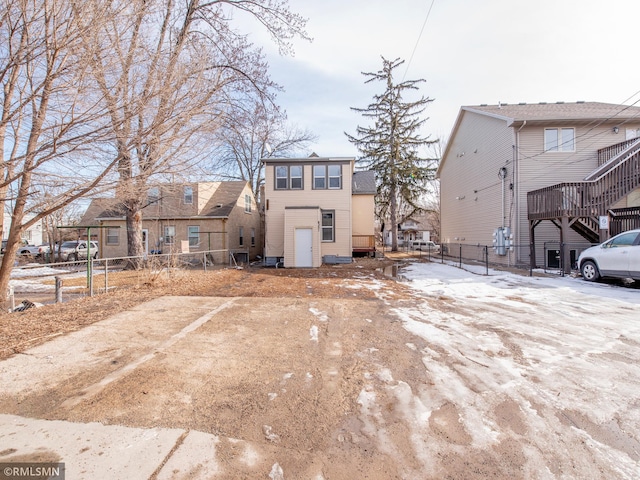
0 256 639 479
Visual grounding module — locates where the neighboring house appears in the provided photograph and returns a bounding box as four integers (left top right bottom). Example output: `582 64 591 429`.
383 214 434 247
438 101 640 270
262 155 376 267
3 213 44 245
81 181 261 262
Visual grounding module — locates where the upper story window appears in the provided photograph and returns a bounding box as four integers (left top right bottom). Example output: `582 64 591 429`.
184 186 193 204
328 165 342 188
244 194 252 213
275 165 303 190
544 128 575 152
313 165 326 189
314 164 342 189
148 187 159 205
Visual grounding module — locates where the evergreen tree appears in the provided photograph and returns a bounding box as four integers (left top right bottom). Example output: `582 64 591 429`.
346 57 437 251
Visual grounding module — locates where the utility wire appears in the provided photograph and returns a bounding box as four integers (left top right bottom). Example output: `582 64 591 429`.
403 0 436 81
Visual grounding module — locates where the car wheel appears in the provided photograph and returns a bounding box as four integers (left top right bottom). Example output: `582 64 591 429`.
581 260 600 282
67 253 77 262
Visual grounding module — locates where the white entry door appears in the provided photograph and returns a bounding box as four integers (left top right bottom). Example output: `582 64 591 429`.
295 228 313 267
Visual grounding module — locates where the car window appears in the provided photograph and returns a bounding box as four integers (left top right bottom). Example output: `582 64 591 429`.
607 232 639 247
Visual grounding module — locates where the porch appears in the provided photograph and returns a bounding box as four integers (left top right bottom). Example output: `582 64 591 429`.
527 138 640 271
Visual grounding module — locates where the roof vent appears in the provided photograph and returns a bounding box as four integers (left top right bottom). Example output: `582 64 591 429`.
480 103 487 106
577 100 585 103
519 102 526 105
539 102 547 104
217 203 223 208
556 101 565 104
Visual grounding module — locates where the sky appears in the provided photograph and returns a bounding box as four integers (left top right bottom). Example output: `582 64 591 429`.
239 0 640 158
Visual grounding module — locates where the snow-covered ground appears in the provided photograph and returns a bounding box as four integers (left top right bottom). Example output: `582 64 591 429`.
385 262 640 478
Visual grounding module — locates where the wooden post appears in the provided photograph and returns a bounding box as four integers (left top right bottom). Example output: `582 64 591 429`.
561 216 571 275
55 276 63 303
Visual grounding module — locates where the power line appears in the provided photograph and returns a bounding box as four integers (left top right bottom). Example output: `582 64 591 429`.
403 0 436 81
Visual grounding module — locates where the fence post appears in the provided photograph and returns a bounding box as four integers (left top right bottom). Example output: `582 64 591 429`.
89 258 94 296
105 258 109 293
55 276 63 303
203 252 207 272
559 242 565 277
459 245 462 268
484 246 489 275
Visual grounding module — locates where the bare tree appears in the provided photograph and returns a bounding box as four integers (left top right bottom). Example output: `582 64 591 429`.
80 0 309 265
214 100 316 199
0 0 118 304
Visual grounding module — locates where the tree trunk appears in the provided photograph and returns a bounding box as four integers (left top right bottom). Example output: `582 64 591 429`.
125 199 144 269
390 181 398 252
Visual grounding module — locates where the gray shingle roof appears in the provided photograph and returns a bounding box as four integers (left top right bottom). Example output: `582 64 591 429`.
465 101 640 123
352 170 376 194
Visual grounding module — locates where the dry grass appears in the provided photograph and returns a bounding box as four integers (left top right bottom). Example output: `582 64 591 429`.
0 256 407 360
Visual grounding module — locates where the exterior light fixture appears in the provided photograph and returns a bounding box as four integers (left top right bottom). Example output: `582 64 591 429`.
613 126 619 134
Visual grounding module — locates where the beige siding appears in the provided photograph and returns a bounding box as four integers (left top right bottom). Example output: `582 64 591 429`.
440 111 513 247
264 160 353 264
225 183 262 258
284 208 322 267
352 194 375 236
517 123 640 261
96 182 261 262
442 109 640 267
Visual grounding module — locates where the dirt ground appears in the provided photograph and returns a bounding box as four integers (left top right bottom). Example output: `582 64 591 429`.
0 256 437 478
2 256 636 478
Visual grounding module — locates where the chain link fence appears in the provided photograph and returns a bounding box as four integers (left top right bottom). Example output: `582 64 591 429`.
7 249 236 308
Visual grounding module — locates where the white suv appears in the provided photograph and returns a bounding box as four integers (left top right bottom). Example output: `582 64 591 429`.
58 241 99 262
577 229 640 282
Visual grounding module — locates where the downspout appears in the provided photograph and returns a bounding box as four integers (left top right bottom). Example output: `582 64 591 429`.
515 120 526 248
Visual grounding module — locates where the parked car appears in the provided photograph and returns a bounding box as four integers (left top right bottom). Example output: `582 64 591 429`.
18 244 44 257
2 239 29 255
57 240 99 262
577 229 640 282
410 240 441 253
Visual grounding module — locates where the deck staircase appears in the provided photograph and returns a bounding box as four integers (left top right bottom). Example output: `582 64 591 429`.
528 137 640 242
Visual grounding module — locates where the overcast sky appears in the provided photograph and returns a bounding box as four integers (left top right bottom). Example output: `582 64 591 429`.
241 0 640 158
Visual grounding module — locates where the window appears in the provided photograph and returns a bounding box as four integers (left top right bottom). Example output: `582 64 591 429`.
239 227 244 246
188 226 199 247
245 194 252 213
148 187 159 204
328 165 341 189
313 165 326 189
544 128 575 152
290 165 303 189
106 228 119 245
275 165 303 189
275 166 288 189
251 228 256 247
607 232 639 247
164 225 175 244
321 210 334 242
184 186 193 204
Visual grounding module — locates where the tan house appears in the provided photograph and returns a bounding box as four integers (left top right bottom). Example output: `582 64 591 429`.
82 181 261 262
438 101 640 270
262 155 376 267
